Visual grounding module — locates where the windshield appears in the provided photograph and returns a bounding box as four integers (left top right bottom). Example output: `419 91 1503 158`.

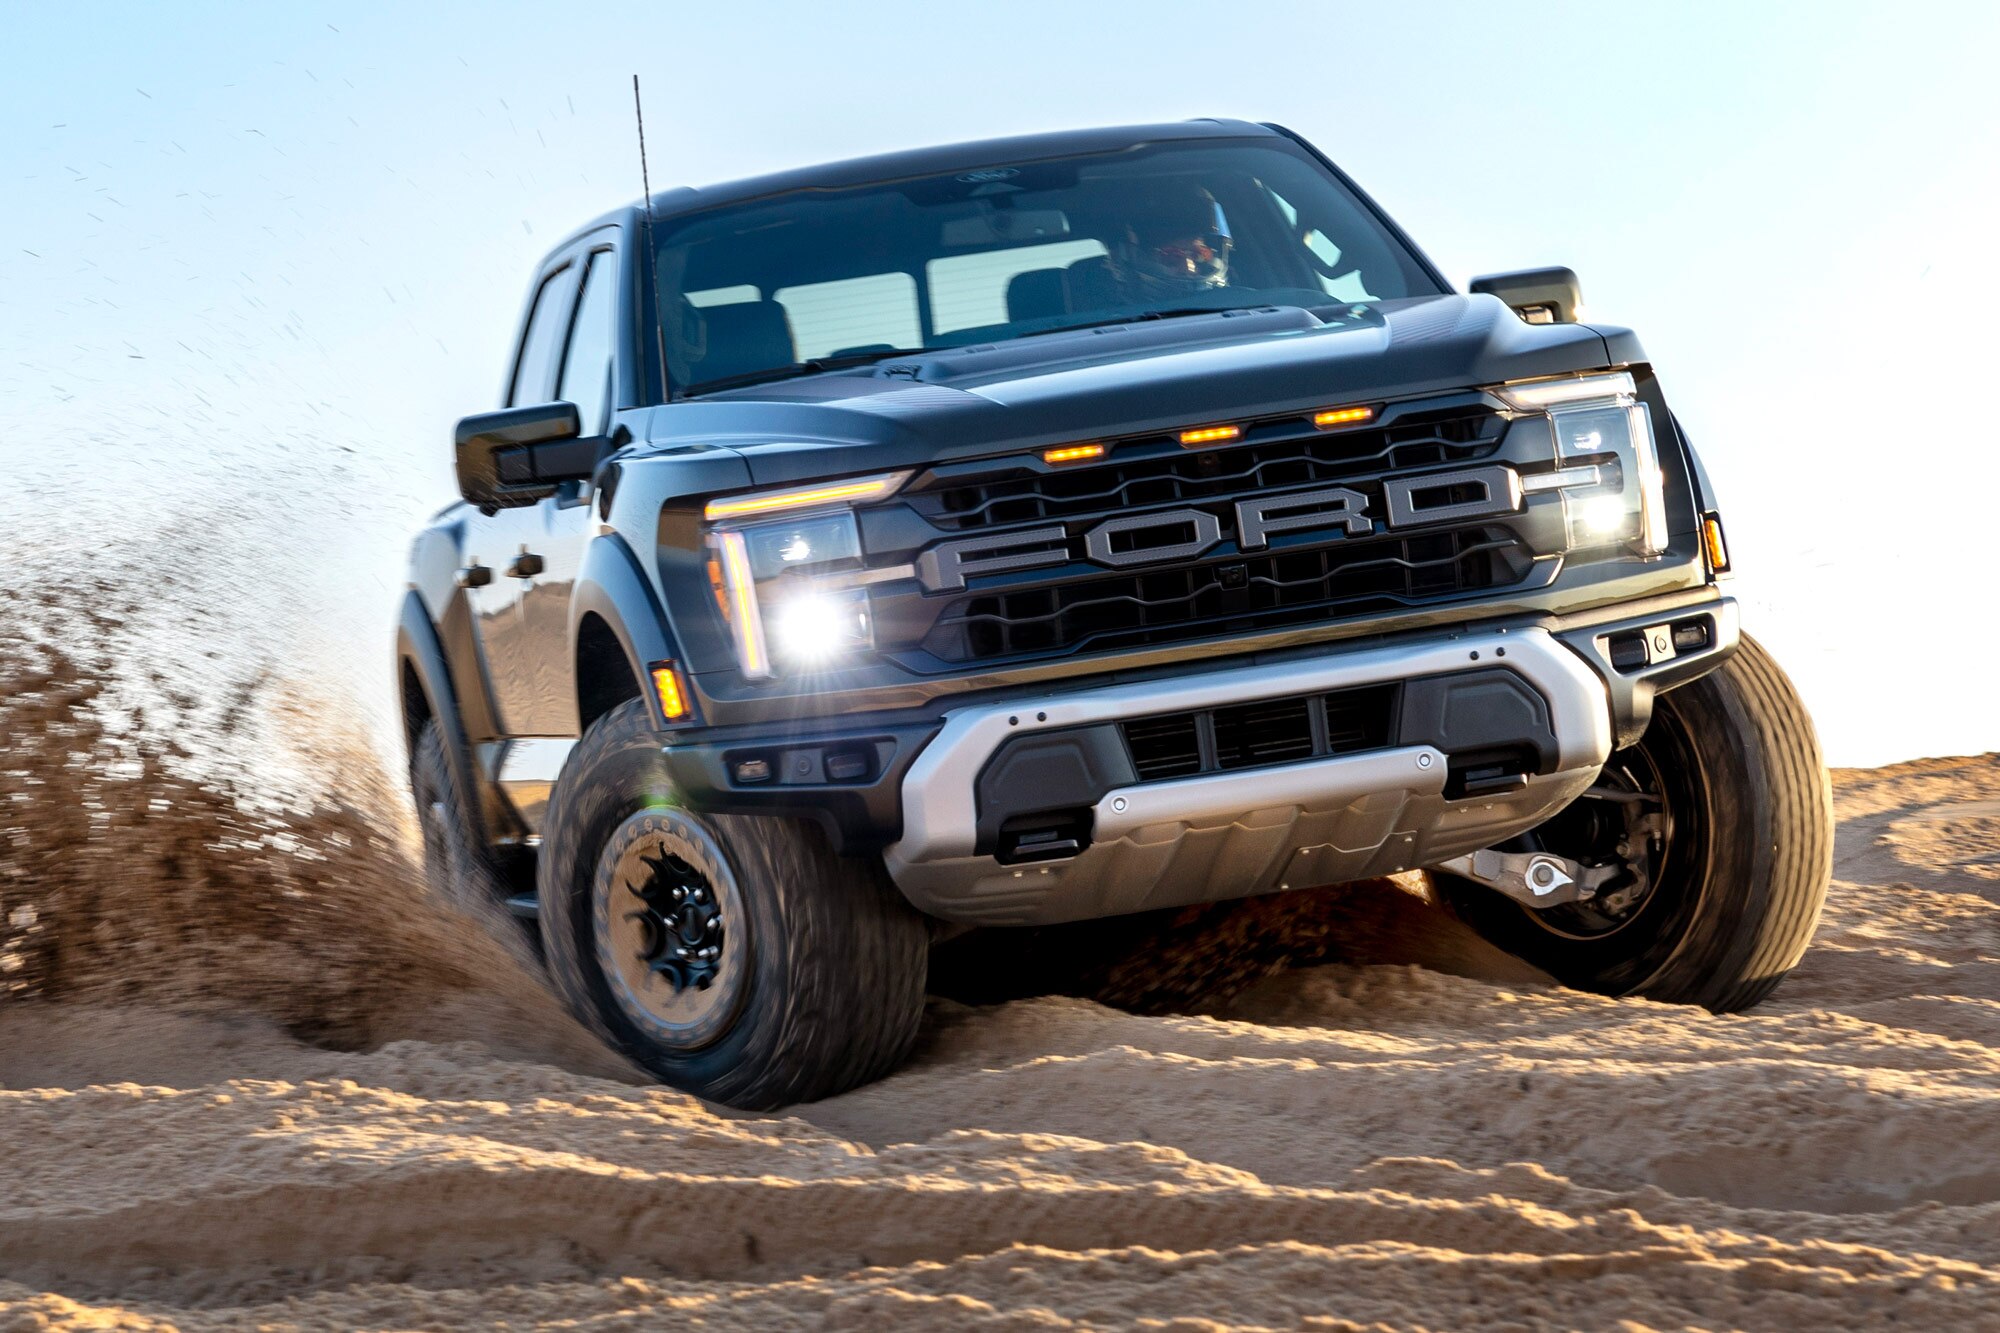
652 137 1441 397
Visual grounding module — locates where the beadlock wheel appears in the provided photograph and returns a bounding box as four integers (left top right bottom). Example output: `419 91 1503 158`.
538 698 929 1109
595 812 750 1051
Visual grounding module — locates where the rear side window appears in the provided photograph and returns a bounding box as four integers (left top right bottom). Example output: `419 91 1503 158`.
559 251 618 432
508 264 572 405
928 239 1107 334
773 273 922 361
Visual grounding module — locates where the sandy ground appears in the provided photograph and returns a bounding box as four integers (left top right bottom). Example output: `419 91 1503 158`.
3 718 1999 1328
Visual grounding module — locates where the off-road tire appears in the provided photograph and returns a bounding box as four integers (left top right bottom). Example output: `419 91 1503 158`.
411 718 519 915
1441 634 1833 1011
538 697 929 1109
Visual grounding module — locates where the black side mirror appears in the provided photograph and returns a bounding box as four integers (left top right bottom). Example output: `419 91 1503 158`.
1469 267 1583 325
454 402 604 513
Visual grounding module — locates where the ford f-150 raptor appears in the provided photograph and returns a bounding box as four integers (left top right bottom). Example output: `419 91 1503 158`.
397 120 1833 1109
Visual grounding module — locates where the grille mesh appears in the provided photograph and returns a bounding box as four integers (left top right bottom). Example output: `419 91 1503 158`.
1120 683 1399 783
921 527 1529 664
884 406 1535 668
907 411 1500 532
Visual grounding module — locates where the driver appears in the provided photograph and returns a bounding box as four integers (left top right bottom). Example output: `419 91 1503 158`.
1079 181 1234 306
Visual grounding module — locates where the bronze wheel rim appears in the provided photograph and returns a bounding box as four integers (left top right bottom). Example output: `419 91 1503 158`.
593 811 748 1049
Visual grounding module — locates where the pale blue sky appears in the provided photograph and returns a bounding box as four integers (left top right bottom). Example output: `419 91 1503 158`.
3 1 1997 765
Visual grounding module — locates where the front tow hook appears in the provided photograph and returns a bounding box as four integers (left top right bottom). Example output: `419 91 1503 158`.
1432 848 1617 907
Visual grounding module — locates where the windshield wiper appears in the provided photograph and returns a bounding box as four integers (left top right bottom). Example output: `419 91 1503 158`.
679 306 1293 397
681 346 930 398
1014 307 1249 341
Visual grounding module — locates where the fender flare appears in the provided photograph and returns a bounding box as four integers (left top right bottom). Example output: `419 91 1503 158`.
570 532 685 731
1672 413 1725 516
394 589 499 843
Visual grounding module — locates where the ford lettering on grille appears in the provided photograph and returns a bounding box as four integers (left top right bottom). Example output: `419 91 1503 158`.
915 464 1522 592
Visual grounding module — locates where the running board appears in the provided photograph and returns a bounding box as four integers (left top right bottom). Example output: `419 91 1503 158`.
504 893 540 919
477 738 578 839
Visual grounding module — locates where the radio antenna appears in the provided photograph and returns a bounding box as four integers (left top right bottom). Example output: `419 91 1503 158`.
633 74 670 398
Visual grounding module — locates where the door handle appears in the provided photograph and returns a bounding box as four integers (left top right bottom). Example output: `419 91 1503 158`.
508 550 545 579
455 563 492 589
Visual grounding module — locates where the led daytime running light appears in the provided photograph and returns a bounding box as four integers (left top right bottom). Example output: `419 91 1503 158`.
1495 371 1637 412
704 472 909 521
715 529 770 678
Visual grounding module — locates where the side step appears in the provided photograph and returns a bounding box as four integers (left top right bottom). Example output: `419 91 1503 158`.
504 892 540 920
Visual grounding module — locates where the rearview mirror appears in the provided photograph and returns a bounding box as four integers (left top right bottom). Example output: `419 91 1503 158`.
454 402 604 513
939 208 1071 248
1469 267 1583 325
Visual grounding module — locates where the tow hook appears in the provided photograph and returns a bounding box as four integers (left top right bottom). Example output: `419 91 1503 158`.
1433 848 1618 907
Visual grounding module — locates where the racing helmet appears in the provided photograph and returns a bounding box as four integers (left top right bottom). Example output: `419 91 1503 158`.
1109 181 1233 297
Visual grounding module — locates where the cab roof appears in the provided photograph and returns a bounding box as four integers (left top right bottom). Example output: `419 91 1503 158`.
549 119 1288 262
643 118 1279 219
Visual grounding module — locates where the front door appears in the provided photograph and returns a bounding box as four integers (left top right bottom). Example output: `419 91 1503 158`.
469 241 621 738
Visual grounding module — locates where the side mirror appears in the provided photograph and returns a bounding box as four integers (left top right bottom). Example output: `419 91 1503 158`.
1469 267 1583 325
454 402 604 512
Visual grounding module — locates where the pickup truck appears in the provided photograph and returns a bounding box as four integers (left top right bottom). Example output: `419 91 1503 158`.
397 119 1833 1109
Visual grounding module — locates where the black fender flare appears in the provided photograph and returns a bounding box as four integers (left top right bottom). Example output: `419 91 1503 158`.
1672 413 1725 516
394 589 499 843
570 531 686 731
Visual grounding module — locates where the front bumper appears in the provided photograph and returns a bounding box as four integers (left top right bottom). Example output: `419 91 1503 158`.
880 599 1738 925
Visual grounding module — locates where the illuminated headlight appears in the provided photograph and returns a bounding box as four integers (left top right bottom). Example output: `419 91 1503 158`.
705 471 906 678
767 588 873 666
1499 372 1668 555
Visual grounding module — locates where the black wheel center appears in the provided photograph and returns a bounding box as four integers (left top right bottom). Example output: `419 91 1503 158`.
624 850 726 992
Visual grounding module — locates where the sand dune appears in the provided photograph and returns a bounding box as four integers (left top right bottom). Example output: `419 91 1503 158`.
5 705 2000 1326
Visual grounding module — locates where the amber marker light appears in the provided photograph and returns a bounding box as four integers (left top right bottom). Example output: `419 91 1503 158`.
1042 444 1105 465
1178 424 1242 446
649 661 691 721
1701 512 1732 573
1313 405 1377 429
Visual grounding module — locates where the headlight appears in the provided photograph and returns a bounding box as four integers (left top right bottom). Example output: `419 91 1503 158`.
767 587 873 667
1498 372 1668 556
705 471 907 678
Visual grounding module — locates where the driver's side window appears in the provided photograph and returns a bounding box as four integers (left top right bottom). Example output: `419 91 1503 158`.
508 264 574 406
557 250 617 433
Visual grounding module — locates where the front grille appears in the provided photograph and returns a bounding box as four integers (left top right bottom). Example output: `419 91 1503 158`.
907 409 1499 532
920 526 1531 664
1122 713 1203 781
874 402 1545 670
1214 697 1317 769
1120 683 1399 782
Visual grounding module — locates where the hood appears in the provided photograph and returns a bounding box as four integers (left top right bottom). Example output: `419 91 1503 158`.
635 294 1629 486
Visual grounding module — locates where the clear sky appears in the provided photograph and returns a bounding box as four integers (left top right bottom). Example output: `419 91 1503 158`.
3 1 1997 766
